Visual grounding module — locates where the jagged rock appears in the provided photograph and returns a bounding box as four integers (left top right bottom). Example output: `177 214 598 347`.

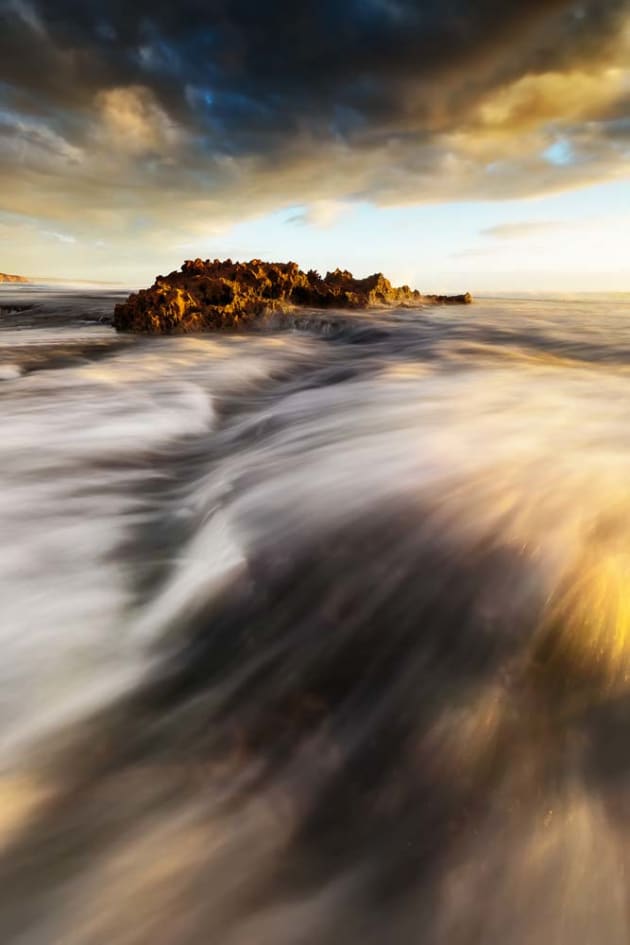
0 273 28 284
113 258 472 333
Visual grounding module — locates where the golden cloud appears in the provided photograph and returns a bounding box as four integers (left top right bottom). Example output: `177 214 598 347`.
96 86 182 156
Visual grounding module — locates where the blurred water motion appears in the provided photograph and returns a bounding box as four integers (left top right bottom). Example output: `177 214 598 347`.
1 287 630 943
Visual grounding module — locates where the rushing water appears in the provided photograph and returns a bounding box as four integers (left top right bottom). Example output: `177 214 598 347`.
1 285 630 944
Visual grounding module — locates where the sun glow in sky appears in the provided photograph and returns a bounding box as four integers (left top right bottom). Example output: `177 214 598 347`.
0 0 628 291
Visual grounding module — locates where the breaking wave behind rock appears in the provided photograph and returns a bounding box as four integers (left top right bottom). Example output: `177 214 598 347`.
2 289 630 943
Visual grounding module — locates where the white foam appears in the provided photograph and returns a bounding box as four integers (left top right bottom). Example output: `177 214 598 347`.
0 363 22 380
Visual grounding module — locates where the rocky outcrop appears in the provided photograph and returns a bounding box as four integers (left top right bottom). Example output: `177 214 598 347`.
424 292 473 305
114 258 472 333
0 273 28 284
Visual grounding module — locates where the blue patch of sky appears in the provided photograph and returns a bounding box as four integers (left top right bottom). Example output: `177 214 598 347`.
543 138 575 166
187 84 272 117
185 85 214 109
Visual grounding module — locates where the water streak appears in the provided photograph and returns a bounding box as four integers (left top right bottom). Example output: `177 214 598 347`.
1 287 630 943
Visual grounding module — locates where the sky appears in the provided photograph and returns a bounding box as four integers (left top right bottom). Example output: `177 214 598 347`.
0 0 628 291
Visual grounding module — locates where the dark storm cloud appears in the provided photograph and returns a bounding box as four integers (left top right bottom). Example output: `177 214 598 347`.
1 1 626 137
0 0 628 238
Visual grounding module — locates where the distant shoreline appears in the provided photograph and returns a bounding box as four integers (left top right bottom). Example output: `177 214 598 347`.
0 273 28 284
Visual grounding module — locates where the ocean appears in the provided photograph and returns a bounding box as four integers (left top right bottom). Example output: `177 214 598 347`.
1 284 630 943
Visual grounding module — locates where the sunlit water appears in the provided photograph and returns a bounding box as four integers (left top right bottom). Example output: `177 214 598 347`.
1 286 630 943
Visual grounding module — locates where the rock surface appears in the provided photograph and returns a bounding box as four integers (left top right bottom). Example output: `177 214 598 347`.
114 258 472 333
0 273 28 284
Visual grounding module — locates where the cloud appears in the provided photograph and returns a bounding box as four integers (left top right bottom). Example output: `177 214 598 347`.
454 214 629 273
96 85 182 156
0 0 627 254
481 221 568 239
477 67 628 131
41 229 76 243
4 0 44 34
287 201 354 228
0 107 83 167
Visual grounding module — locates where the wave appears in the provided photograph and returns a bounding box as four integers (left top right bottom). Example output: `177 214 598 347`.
1 295 630 942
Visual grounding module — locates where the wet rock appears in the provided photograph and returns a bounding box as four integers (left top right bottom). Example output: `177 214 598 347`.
114 258 472 333
424 292 473 306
